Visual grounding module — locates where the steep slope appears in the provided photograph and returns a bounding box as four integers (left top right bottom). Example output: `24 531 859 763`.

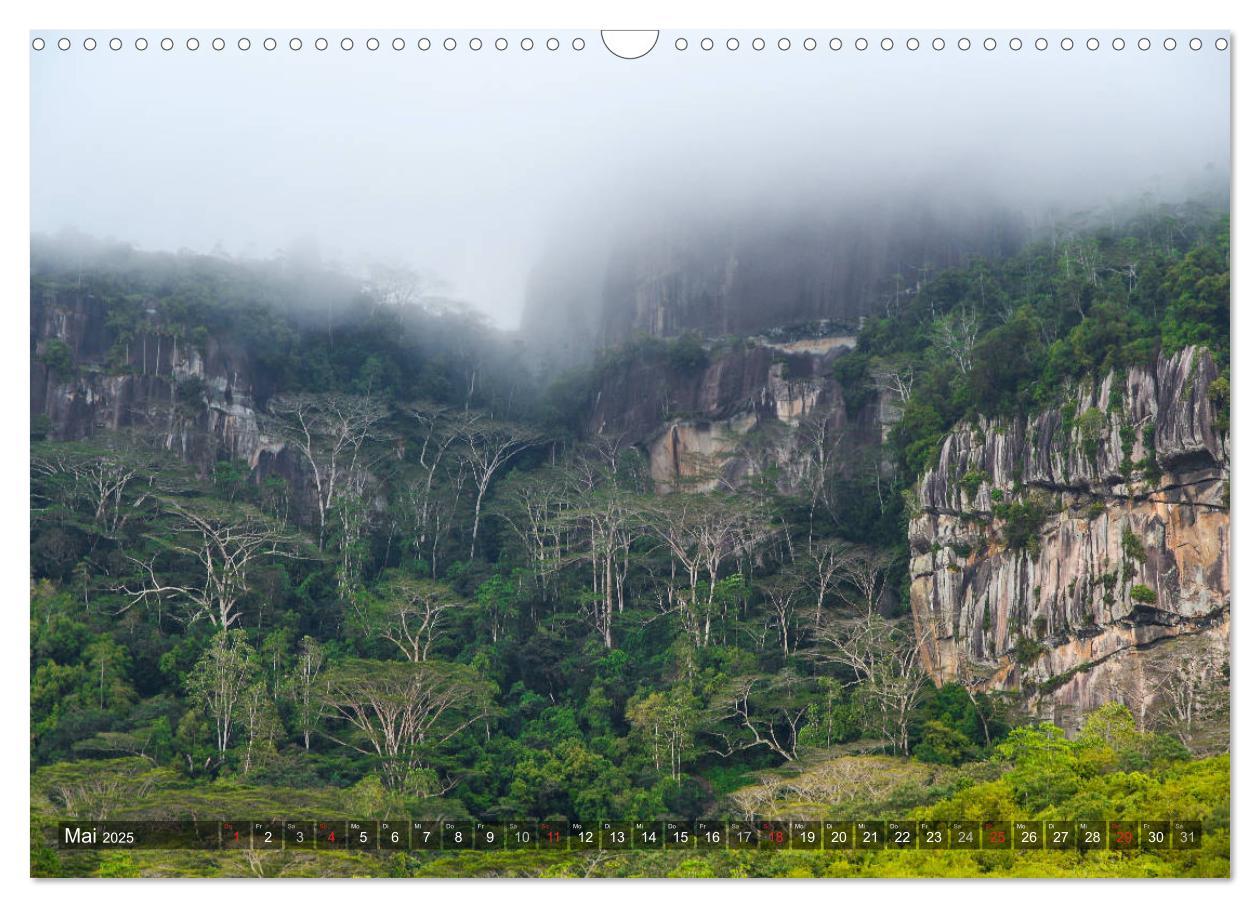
909 347 1229 731
522 198 1028 364
581 338 883 492
30 287 275 472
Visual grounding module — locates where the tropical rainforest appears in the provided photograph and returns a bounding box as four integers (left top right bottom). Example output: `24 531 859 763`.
29 197 1230 878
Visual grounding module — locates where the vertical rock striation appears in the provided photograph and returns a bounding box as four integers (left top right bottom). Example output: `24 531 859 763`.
909 347 1229 731
583 340 880 493
30 289 282 474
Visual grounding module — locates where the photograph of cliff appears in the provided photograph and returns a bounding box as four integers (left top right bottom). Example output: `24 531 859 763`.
28 29 1229 878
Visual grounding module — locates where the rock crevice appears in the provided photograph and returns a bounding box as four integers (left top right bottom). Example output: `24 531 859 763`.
908 348 1229 730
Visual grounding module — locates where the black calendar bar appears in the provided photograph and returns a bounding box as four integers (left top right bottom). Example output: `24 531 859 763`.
53 819 1203 851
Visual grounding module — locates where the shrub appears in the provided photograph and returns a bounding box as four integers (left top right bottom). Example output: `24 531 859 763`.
1131 584 1157 604
1076 407 1106 461
1013 636 1047 667
39 339 76 379
960 470 987 498
1122 527 1146 564
993 496 1049 554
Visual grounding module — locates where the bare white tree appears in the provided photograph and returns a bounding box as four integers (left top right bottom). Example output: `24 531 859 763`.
365 577 468 663
649 494 768 648
1151 639 1229 751
758 577 800 658
706 672 811 763
320 659 494 791
268 393 388 550
815 611 929 755
871 359 916 404
795 537 853 629
33 448 154 538
399 404 464 572
186 629 257 757
836 546 894 614
288 636 325 751
933 307 979 374
796 412 847 538
119 499 301 629
451 413 539 560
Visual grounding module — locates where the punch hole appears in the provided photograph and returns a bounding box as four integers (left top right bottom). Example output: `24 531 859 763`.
1060 38 1073 51
32 37 45 51
136 38 148 51
855 38 868 51
1035 37 1048 50
418 38 431 51
264 38 277 51
444 38 457 50
829 38 842 51
112 38 124 51
366 38 379 51
341 38 353 51
1086 38 1099 51
675 38 687 51
468 38 482 51
958 37 971 51
521 38 534 51
778 38 790 51
803 37 816 51
601 31 658 60
983 37 996 51
546 38 559 51
752 38 765 51
726 38 738 51
186 38 198 51
1112 38 1125 51
1164 38 1176 51
907 38 919 51
392 38 405 51
495 38 508 51
84 37 97 51
289 38 302 51
881 38 893 50
161 37 174 51
316 38 328 51
572 38 585 51
932 38 945 51
1216 38 1228 50
700 37 713 51
1189 38 1202 51
1138 38 1151 51
1010 38 1022 51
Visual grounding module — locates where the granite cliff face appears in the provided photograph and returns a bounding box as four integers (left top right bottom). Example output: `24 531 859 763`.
31 288 286 476
522 198 1028 364
909 347 1229 731
585 340 881 493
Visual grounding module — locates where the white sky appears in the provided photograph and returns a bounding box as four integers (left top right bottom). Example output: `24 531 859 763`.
31 29 1229 327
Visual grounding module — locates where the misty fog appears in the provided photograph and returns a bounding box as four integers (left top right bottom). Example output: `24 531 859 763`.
31 29 1229 329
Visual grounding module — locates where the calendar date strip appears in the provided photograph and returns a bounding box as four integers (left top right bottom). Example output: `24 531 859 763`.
54 819 1204 852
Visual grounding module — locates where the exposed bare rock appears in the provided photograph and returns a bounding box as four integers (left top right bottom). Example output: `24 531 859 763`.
909 348 1229 732
31 289 284 475
585 340 880 492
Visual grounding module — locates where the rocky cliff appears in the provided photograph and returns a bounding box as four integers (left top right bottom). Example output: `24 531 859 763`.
30 288 285 476
909 347 1230 732
522 196 1029 365
584 338 884 493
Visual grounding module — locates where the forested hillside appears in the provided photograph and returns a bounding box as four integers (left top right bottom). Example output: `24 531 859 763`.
29 197 1230 877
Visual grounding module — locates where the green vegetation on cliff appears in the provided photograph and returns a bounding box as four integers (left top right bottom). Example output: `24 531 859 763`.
836 201 1229 476
28 200 1230 878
